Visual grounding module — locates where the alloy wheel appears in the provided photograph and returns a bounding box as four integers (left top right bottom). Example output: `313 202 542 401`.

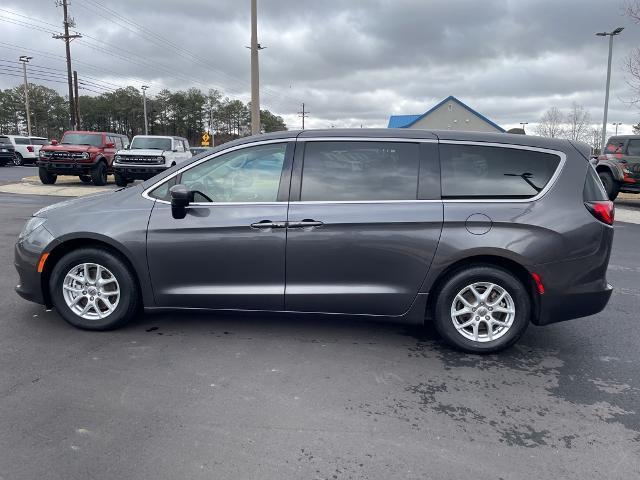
62 263 120 320
450 282 515 343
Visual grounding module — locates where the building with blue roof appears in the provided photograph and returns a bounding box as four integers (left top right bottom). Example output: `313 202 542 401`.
387 96 505 133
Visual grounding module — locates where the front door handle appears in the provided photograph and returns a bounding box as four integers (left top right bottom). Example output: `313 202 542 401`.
287 219 324 228
250 220 287 229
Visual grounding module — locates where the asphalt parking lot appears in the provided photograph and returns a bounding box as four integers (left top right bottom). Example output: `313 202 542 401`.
1 176 639 478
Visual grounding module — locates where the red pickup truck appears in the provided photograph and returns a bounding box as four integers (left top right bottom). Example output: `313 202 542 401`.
37 131 130 186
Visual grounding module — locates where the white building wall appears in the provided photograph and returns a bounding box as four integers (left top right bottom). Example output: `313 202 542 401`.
408 100 502 132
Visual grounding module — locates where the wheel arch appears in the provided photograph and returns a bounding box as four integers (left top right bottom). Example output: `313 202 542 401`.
596 162 623 181
424 254 539 324
41 236 143 308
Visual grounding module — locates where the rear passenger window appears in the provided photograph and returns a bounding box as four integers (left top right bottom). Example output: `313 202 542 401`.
300 141 419 201
440 144 561 199
15 137 30 145
627 139 640 156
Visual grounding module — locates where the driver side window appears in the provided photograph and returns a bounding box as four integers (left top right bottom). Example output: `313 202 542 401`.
180 142 287 203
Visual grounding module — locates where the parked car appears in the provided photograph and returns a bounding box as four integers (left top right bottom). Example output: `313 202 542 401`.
0 136 16 166
113 135 191 187
37 131 129 186
15 129 614 353
190 146 214 156
2 135 49 166
596 135 640 200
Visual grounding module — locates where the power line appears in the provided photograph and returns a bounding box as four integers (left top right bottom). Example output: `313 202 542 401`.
75 0 302 110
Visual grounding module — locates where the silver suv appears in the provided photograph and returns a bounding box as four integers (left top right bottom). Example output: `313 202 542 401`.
113 135 191 186
15 129 614 353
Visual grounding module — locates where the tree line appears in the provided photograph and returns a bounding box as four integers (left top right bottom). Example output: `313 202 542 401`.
0 83 287 145
534 103 604 153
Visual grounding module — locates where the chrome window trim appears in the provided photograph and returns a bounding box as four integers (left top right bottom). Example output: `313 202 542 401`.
141 138 291 204
143 137 567 206
438 140 567 204
298 137 437 143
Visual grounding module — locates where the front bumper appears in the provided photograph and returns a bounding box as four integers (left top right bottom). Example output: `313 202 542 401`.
37 160 97 175
114 164 168 180
0 152 15 163
14 225 55 306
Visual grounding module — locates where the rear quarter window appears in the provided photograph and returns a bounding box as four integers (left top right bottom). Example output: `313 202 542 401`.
440 144 561 199
583 166 608 201
14 137 30 145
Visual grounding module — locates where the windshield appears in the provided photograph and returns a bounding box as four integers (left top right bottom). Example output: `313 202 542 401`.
130 137 172 150
61 133 103 146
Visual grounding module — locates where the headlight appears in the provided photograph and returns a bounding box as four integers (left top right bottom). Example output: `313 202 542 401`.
19 217 46 240
114 154 122 162
156 156 165 162
81 152 90 159
39 150 50 158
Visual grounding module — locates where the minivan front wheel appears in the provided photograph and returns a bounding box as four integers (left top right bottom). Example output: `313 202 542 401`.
49 248 139 330
433 266 530 353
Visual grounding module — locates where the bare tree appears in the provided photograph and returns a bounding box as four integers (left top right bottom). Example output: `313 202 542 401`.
565 103 591 142
535 107 565 138
587 127 603 154
625 2 640 101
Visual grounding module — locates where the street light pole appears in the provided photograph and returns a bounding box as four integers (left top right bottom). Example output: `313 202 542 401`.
250 0 260 135
19 56 33 136
141 85 149 135
596 27 624 152
519 122 528 134
612 122 622 136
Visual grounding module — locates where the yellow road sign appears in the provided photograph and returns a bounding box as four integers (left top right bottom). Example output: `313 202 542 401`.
202 132 210 143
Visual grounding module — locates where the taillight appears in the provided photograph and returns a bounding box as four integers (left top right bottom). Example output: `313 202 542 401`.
27 146 34 152
585 201 614 225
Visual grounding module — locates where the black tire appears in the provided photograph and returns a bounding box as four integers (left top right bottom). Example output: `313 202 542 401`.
49 248 139 330
91 161 107 186
79 175 92 184
39 167 57 185
598 171 619 201
114 172 128 187
432 265 530 354
13 153 23 166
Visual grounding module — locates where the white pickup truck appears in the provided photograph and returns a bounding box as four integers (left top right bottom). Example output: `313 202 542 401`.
113 135 191 186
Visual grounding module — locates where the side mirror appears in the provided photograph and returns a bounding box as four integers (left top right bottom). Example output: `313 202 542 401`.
125 145 130 150
172 149 178 153
170 184 190 219
51 139 58 146
106 142 115 149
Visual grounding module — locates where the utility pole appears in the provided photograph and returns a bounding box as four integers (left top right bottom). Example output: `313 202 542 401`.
73 70 80 128
519 122 528 134
250 0 261 135
19 56 33 136
596 27 624 151
141 85 149 135
53 0 82 129
297 103 309 129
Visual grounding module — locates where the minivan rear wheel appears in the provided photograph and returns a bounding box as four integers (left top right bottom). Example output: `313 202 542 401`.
433 265 530 353
49 248 139 330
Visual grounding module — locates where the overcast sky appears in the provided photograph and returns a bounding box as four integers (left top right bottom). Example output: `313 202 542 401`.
1 0 640 134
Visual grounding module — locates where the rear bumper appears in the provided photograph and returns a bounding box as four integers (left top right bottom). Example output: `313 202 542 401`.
114 164 168 180
534 283 613 326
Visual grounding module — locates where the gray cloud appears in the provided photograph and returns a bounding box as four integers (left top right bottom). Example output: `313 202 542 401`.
1 0 639 133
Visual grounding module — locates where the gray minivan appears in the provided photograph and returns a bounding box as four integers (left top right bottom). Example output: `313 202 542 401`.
15 129 614 353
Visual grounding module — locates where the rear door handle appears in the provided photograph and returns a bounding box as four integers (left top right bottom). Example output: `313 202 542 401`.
250 220 287 229
287 219 324 228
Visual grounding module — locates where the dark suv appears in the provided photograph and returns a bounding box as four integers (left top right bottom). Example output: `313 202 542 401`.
37 131 129 186
15 129 614 353
0 136 16 166
596 135 640 200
